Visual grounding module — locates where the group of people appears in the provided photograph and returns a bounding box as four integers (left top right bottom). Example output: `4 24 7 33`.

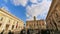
0 30 14 34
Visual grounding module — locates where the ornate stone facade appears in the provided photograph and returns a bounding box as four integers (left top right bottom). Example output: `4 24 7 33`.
46 0 60 31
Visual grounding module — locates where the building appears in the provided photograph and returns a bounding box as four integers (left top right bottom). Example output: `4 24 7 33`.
26 16 46 30
0 8 24 33
26 16 46 34
46 0 60 31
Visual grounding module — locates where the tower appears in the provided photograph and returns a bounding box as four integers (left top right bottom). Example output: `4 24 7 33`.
34 16 36 21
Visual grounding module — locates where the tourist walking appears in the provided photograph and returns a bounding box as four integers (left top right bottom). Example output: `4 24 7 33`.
8 30 12 34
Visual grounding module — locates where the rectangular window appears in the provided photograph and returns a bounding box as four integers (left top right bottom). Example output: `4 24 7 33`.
12 25 14 30
16 21 18 28
5 24 9 30
0 17 3 21
0 23 2 27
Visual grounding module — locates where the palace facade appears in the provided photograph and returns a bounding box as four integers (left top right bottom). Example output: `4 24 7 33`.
0 8 24 33
26 16 46 30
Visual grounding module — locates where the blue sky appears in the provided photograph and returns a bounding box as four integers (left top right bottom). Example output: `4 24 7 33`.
0 0 52 23
0 0 26 22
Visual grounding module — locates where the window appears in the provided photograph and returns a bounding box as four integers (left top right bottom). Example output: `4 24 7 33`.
12 25 14 30
42 22 44 25
0 23 2 27
5 24 9 30
26 24 28 26
0 17 3 21
16 21 18 28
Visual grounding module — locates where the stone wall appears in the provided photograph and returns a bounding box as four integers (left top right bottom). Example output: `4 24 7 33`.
46 0 60 31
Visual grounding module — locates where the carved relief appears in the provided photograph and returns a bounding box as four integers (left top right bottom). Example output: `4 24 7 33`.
46 2 60 30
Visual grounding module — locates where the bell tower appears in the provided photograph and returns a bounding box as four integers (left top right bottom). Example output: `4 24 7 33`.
34 16 36 21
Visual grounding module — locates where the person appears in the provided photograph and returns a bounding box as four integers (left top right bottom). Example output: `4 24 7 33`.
1 30 4 34
11 31 14 34
8 30 12 34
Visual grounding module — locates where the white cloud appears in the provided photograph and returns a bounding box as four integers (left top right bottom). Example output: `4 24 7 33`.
10 0 28 6
26 0 52 20
4 0 8 3
30 0 38 3
30 0 43 4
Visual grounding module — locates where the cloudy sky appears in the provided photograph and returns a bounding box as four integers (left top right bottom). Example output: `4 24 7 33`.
0 0 52 23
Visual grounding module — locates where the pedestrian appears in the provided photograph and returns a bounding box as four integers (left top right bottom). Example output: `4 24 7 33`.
1 30 4 34
11 32 14 34
8 30 12 34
